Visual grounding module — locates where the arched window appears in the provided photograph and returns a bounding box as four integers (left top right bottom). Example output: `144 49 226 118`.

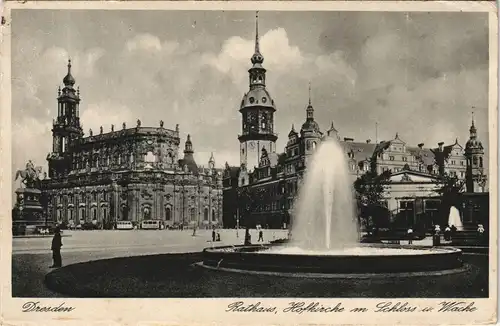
121 205 129 221
473 156 478 165
79 208 85 222
204 208 209 221
92 208 97 221
165 206 172 221
68 209 73 221
212 209 216 222
190 207 196 222
479 157 483 168
143 207 151 220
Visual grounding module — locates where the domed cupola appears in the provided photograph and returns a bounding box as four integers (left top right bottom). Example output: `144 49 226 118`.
465 113 483 150
240 88 275 110
179 134 199 174
300 83 321 135
63 59 76 87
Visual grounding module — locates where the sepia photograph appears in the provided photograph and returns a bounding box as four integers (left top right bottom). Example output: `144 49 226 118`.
1 1 497 325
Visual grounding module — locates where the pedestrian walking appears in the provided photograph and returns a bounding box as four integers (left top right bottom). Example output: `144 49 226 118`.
50 227 63 268
258 230 264 242
407 227 413 245
212 228 216 242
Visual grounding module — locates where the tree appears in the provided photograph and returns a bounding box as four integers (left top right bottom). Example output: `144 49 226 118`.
434 172 465 225
238 186 266 228
353 160 392 229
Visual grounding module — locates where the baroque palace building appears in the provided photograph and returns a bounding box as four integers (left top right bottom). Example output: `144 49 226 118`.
223 14 488 230
41 60 223 228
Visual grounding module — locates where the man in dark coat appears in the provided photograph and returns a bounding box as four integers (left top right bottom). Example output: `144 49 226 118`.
244 227 252 245
50 227 63 268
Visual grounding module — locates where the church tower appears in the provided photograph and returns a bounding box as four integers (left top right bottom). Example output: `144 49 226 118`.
47 59 83 178
300 83 322 159
465 113 486 192
238 12 277 176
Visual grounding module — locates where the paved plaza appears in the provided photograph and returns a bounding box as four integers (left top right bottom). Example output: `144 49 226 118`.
12 228 288 297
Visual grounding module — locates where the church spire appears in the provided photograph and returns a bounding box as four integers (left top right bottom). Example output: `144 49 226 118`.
255 11 260 54
308 81 312 106
184 134 194 154
470 111 477 137
306 82 314 121
250 11 264 65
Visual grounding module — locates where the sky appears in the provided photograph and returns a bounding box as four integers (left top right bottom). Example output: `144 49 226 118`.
11 10 490 181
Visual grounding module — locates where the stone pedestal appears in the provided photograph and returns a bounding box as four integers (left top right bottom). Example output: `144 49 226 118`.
12 188 46 235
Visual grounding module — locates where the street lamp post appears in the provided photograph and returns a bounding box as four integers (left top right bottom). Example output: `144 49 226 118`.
236 209 240 238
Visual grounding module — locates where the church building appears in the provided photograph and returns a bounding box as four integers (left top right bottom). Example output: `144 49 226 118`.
40 60 223 229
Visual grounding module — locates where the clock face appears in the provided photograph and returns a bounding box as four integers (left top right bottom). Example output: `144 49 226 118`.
146 140 153 145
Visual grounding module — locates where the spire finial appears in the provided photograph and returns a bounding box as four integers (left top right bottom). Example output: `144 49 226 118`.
331 121 334 129
472 110 475 127
308 81 312 105
255 11 260 54
250 11 264 65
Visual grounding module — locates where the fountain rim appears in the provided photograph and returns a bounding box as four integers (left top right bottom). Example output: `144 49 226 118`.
193 261 469 279
202 243 463 257
198 243 464 277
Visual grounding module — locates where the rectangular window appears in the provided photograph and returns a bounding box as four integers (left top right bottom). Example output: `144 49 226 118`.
402 157 407 162
389 156 395 161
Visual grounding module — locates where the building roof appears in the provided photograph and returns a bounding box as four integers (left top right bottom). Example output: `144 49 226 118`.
240 88 275 110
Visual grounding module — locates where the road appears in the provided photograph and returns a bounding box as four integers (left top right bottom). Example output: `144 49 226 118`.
12 228 288 297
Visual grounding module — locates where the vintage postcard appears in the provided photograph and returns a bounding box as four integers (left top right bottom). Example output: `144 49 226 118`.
0 1 497 325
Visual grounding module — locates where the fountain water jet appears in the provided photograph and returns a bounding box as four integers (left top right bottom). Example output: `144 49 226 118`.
290 139 358 251
448 206 464 231
198 136 464 276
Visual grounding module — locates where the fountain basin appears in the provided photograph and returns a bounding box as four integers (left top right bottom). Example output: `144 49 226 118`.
199 244 463 275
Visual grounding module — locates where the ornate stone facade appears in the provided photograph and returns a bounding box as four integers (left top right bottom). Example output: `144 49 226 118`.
42 61 223 228
222 14 487 229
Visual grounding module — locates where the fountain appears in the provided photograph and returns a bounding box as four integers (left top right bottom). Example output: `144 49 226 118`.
448 206 464 231
198 138 464 276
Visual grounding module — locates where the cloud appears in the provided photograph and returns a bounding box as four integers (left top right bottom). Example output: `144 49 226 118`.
126 33 163 52
80 101 135 134
202 28 306 86
10 10 489 194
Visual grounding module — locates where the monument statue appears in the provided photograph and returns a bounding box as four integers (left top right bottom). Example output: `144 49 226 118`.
123 122 126 129
137 119 141 127
100 126 103 134
160 120 164 128
111 124 115 132
15 160 43 188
